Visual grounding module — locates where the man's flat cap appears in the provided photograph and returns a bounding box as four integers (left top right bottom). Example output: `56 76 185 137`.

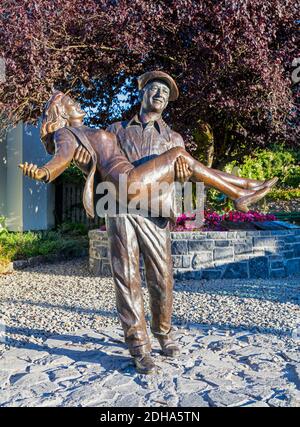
137 71 179 101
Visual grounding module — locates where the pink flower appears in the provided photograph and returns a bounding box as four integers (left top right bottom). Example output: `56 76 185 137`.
173 209 276 232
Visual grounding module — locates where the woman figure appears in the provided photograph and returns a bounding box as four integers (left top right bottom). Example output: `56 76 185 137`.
19 91 277 216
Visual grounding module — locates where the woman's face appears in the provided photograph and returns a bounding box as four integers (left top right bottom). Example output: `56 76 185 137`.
61 96 85 122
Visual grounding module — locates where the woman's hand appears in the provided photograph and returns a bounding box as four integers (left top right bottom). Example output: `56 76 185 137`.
18 163 48 181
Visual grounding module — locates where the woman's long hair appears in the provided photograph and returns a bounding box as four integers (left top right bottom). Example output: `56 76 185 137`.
40 91 68 154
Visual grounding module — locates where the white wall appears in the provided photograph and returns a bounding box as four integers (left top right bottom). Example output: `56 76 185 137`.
0 122 55 231
0 133 7 217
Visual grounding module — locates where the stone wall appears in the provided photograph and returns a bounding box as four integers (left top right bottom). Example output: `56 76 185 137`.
89 229 300 280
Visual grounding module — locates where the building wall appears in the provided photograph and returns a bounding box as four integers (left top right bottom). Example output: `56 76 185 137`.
0 132 7 217
0 122 55 231
22 122 55 231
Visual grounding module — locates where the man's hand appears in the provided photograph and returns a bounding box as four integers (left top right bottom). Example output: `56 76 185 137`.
74 145 91 165
175 155 192 183
18 163 48 181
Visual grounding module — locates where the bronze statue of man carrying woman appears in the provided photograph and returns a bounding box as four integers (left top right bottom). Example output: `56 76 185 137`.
20 71 277 375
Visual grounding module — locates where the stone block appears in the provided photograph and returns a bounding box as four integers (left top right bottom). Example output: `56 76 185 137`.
192 253 212 268
253 237 277 248
202 269 223 280
101 262 112 277
236 231 250 238
172 256 182 268
258 230 272 236
294 243 300 257
223 261 249 279
249 256 269 279
172 240 188 254
188 240 214 252
88 230 107 241
246 231 259 237
89 258 102 275
270 268 286 279
206 232 227 239
93 244 109 258
234 254 250 261
234 243 253 254
282 250 294 259
215 240 230 247
213 247 234 261
180 269 203 280
182 255 191 268
285 258 300 277
271 261 284 269
227 231 237 238
273 230 291 235
89 248 99 260
283 235 299 244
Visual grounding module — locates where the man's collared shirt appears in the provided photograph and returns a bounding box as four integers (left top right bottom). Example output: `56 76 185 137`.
106 115 185 223
106 114 185 165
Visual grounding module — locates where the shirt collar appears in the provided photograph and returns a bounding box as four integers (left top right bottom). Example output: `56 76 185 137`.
126 114 165 134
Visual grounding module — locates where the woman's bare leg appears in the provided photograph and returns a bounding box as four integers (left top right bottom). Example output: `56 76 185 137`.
210 169 277 190
210 169 263 189
126 147 272 212
130 147 252 200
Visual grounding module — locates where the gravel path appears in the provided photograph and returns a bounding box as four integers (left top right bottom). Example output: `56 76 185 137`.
0 259 299 407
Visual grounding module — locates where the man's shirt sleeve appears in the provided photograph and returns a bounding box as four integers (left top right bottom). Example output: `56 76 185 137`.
171 131 185 148
99 133 134 183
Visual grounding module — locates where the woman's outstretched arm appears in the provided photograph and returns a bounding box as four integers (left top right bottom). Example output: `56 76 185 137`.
19 128 78 182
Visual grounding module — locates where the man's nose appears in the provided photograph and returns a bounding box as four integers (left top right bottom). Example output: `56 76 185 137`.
156 87 162 95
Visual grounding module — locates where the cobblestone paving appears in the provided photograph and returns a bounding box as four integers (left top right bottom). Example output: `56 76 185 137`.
0 325 300 407
0 260 299 407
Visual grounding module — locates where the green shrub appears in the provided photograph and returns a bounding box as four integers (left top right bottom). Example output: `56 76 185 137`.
224 144 300 188
61 162 85 184
57 221 88 236
267 188 300 201
0 227 88 265
0 216 8 236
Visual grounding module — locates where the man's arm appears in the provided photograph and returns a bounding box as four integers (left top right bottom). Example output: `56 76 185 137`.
171 132 192 182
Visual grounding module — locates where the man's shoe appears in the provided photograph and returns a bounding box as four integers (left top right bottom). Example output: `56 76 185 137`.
157 336 180 358
134 354 158 375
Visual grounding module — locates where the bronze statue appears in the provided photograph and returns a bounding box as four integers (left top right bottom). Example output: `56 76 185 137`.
19 73 277 374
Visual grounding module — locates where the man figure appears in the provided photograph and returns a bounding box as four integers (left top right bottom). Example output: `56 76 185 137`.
106 71 191 374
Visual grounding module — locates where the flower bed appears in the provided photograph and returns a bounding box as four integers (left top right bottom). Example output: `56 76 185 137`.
171 210 277 232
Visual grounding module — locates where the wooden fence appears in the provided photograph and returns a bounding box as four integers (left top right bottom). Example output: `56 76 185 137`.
55 180 103 227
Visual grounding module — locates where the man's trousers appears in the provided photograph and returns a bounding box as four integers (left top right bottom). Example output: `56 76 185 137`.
106 214 174 356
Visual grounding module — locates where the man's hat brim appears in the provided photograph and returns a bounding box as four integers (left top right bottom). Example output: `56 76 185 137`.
137 71 179 101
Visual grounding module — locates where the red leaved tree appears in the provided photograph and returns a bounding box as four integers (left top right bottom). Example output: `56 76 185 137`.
0 0 298 166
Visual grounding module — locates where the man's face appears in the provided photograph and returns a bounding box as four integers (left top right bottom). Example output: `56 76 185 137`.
141 80 170 113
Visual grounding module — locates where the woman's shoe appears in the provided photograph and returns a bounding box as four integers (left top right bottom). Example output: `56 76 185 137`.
234 186 271 212
246 176 278 191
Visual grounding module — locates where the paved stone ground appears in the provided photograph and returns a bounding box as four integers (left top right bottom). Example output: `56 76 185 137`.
0 259 300 407
1 324 300 407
